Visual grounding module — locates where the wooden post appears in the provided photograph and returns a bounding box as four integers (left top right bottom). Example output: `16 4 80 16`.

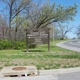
48 29 50 52
26 30 28 52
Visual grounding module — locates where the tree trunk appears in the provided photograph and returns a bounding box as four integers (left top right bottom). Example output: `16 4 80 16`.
14 28 17 41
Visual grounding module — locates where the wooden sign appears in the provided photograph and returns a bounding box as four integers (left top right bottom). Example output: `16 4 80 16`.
25 28 50 52
27 31 48 44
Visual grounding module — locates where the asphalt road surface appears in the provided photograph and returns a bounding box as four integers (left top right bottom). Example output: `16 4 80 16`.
58 72 80 80
56 39 80 52
63 40 80 48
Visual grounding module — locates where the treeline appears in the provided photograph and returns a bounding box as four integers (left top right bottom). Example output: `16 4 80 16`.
0 0 78 49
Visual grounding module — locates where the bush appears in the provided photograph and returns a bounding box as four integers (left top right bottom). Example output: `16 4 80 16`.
0 40 37 50
12 41 26 50
0 40 12 50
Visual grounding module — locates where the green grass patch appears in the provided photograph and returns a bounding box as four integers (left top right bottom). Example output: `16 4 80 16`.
0 40 80 70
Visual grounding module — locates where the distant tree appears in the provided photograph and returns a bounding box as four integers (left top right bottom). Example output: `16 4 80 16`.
49 24 61 39
76 25 80 39
57 22 73 40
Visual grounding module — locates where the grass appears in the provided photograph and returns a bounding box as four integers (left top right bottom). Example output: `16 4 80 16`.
0 39 80 70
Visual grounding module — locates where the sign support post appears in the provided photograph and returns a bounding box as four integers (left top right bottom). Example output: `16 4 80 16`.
26 30 28 52
48 29 50 52
25 28 50 52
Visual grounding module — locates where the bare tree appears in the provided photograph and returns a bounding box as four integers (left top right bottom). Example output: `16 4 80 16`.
76 25 80 39
0 15 8 40
1 0 32 40
57 22 73 40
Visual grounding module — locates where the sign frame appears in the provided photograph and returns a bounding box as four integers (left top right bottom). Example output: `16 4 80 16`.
25 28 50 52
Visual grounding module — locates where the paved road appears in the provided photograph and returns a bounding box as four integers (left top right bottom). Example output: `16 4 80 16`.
58 72 80 80
56 39 80 52
63 40 80 48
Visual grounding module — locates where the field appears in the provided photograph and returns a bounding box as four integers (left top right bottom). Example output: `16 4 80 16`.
0 40 80 70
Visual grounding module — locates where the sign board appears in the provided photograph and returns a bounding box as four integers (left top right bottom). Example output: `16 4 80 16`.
27 31 48 44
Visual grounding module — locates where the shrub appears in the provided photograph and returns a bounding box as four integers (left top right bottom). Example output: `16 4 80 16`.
0 40 12 50
12 41 26 50
0 40 37 50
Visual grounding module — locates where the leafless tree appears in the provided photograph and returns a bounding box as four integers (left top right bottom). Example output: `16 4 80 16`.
76 25 80 39
0 15 8 40
1 0 32 40
57 22 73 40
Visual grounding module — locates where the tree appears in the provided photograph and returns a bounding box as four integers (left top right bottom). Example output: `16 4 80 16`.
25 3 77 31
76 25 80 39
1 0 32 40
0 15 8 39
0 1 78 41
12 16 28 41
48 24 61 39
57 22 73 40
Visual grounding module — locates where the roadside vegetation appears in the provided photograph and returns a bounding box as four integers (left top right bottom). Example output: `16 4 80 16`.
0 0 79 70
0 40 80 70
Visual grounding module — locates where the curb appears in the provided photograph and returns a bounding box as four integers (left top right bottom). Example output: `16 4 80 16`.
39 67 80 75
0 67 80 76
